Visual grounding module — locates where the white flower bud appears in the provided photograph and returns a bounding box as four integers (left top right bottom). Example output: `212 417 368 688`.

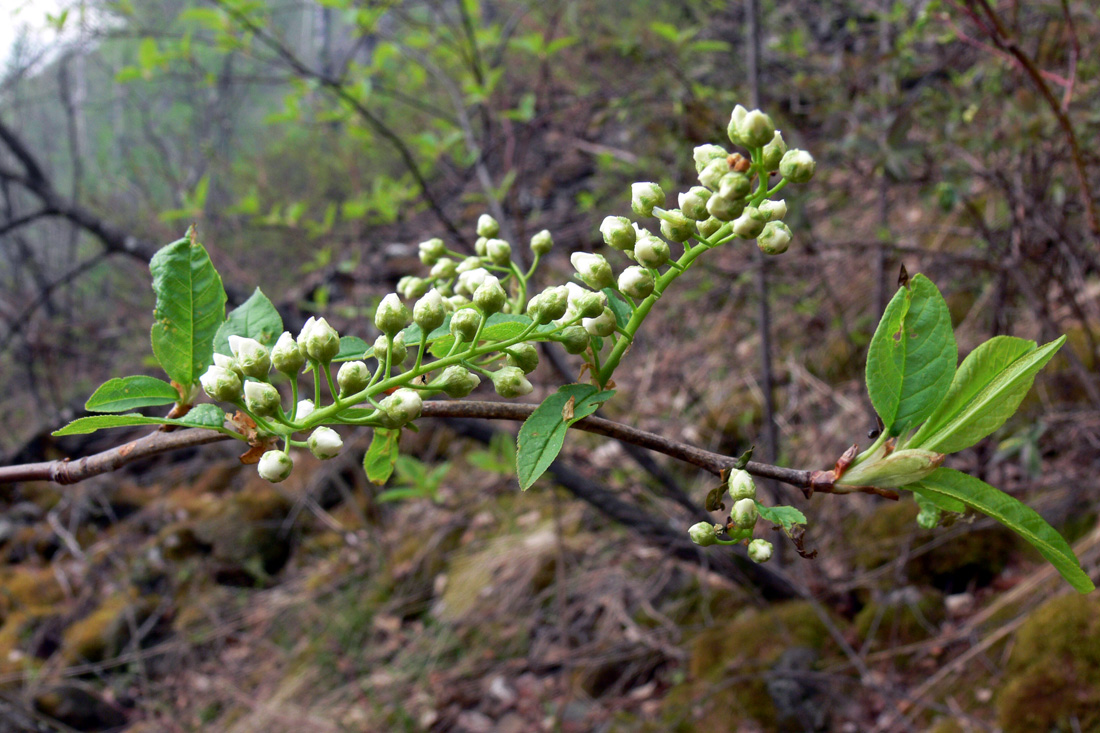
760 131 787 171
438 365 480 398
583 307 617 337
530 286 568 324
430 257 457 280
727 469 757 501
659 210 694 243
271 331 306 375
298 316 340 363
631 182 665 217
308 426 343 460
737 109 776 148
455 256 482 274
456 267 490 297
373 332 407 365
200 365 243 403
779 149 816 183
699 158 730 190
678 187 712 221
244 380 281 416
757 221 792 255
732 208 767 238
726 104 749 146
473 275 507 314
757 199 787 222
476 213 500 238
557 325 590 354
731 497 758 530
418 238 447 265
295 399 315 420
706 194 746 222
398 276 430 300
474 236 488 257
212 352 238 373
718 173 751 201
375 293 411 337
257 450 293 483
618 266 654 299
689 521 719 547
571 289 607 319
337 360 370 398
485 238 512 266
379 388 422 428
490 366 533 398
697 217 723 239
693 144 728 174
450 307 481 342
530 229 553 256
413 289 446 333
228 336 271 379
570 252 614 290
634 236 670 268
600 216 637 251
505 342 539 374
747 539 773 563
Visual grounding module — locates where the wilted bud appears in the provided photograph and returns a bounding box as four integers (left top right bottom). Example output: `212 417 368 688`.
485 238 512 266
244 380 281 416
599 216 637 251
718 173 751 201
490 366 533 398
450 307 481 342
337 360 370 398
678 187 712 221
727 470 757 501
631 182 665 217
379 388 422 428
737 109 776 148
200 365 243 403
570 252 614 290
757 199 787 222
456 256 482 274
757 221 792 255
308 427 343 460
779 149 816 183
747 539 773 563
530 229 553 256
583 307 617 337
659 210 694 243
557 325 590 354
430 257 457 280
295 398 315 420
438 365 481 398
760 131 787 171
731 497 758 530
373 332 408 365
732 208 767 238
456 267 490 297
375 293 411 336
634 236 670 268
726 104 749 146
413 289 446 333
699 158 731 191
693 144 729 174
477 213 500 238
419 238 447 266
835 449 945 489
257 450 293 483
505 342 539 374
271 331 305 375
572 289 607 319
697 217 723 239
228 336 271 380
298 316 341 363
618 266 654 299
706 194 747 222
689 521 719 547
473 275 508 315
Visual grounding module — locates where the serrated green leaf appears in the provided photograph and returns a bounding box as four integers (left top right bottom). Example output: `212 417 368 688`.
517 385 615 490
85 376 180 412
363 428 401 484
150 233 227 389
909 336 1065 454
755 503 807 531
865 274 957 435
213 288 282 356
52 404 226 436
602 288 632 328
908 468 1093 593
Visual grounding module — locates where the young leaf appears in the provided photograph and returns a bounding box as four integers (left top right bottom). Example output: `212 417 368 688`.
150 231 227 389
907 468 1094 593
755 503 806 531
426 313 554 357
909 336 1065 454
865 274 957 435
516 384 615 490
213 287 283 355
333 336 372 361
363 428 401 484
602 288 633 328
53 404 226 436
85 376 180 413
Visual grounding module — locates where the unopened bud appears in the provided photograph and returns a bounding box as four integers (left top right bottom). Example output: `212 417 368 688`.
583 307 617 337
600 216 637 251
689 521 719 547
634 236 670 268
398 276 430 300
558 325 590 354
413 289 446 332
475 236 488 257
430 257 457 280
760 131 787 171
747 539 773 563
757 199 787 222
530 229 553 256
419 238 447 266
485 238 512 266
706 194 746 222
228 336 271 379
476 213 500 238
726 104 749 146
379 388 422 428
570 252 614 290
779 149 815 184
337 360 370 398
308 427 343 460
490 366 533 398
473 275 508 314
537 286 569 323
631 182 665 218
244 380 281 416
456 267 490 297
257 450 293 483
456 256 482 274
699 158 730 190
271 331 306 375
438 365 481 398
731 498 758 530
375 294 411 336
836 449 945 489
618 266 654 299
693 144 729 174
757 221 792 255
659 210 693 243
200 365 243 403
732 208 767 238
373 333 407 365
678 187 712 221
737 109 776 148
298 316 341 363
572 289 607 319
450 308 481 342
697 217 723 239
295 399 315 420
727 470 757 501
718 173 751 201
505 342 539 374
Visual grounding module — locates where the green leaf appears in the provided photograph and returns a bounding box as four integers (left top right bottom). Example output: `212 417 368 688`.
333 336 371 361
908 468 1093 593
425 313 552 357
363 428 401 484
213 288 283 356
865 274 957 435
52 404 226 436
755 503 807 531
85 376 180 413
516 385 615 490
602 288 633 328
909 336 1065 453
150 232 227 389
909 485 965 514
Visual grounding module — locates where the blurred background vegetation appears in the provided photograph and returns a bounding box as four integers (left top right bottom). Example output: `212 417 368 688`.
0 0 1099 730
